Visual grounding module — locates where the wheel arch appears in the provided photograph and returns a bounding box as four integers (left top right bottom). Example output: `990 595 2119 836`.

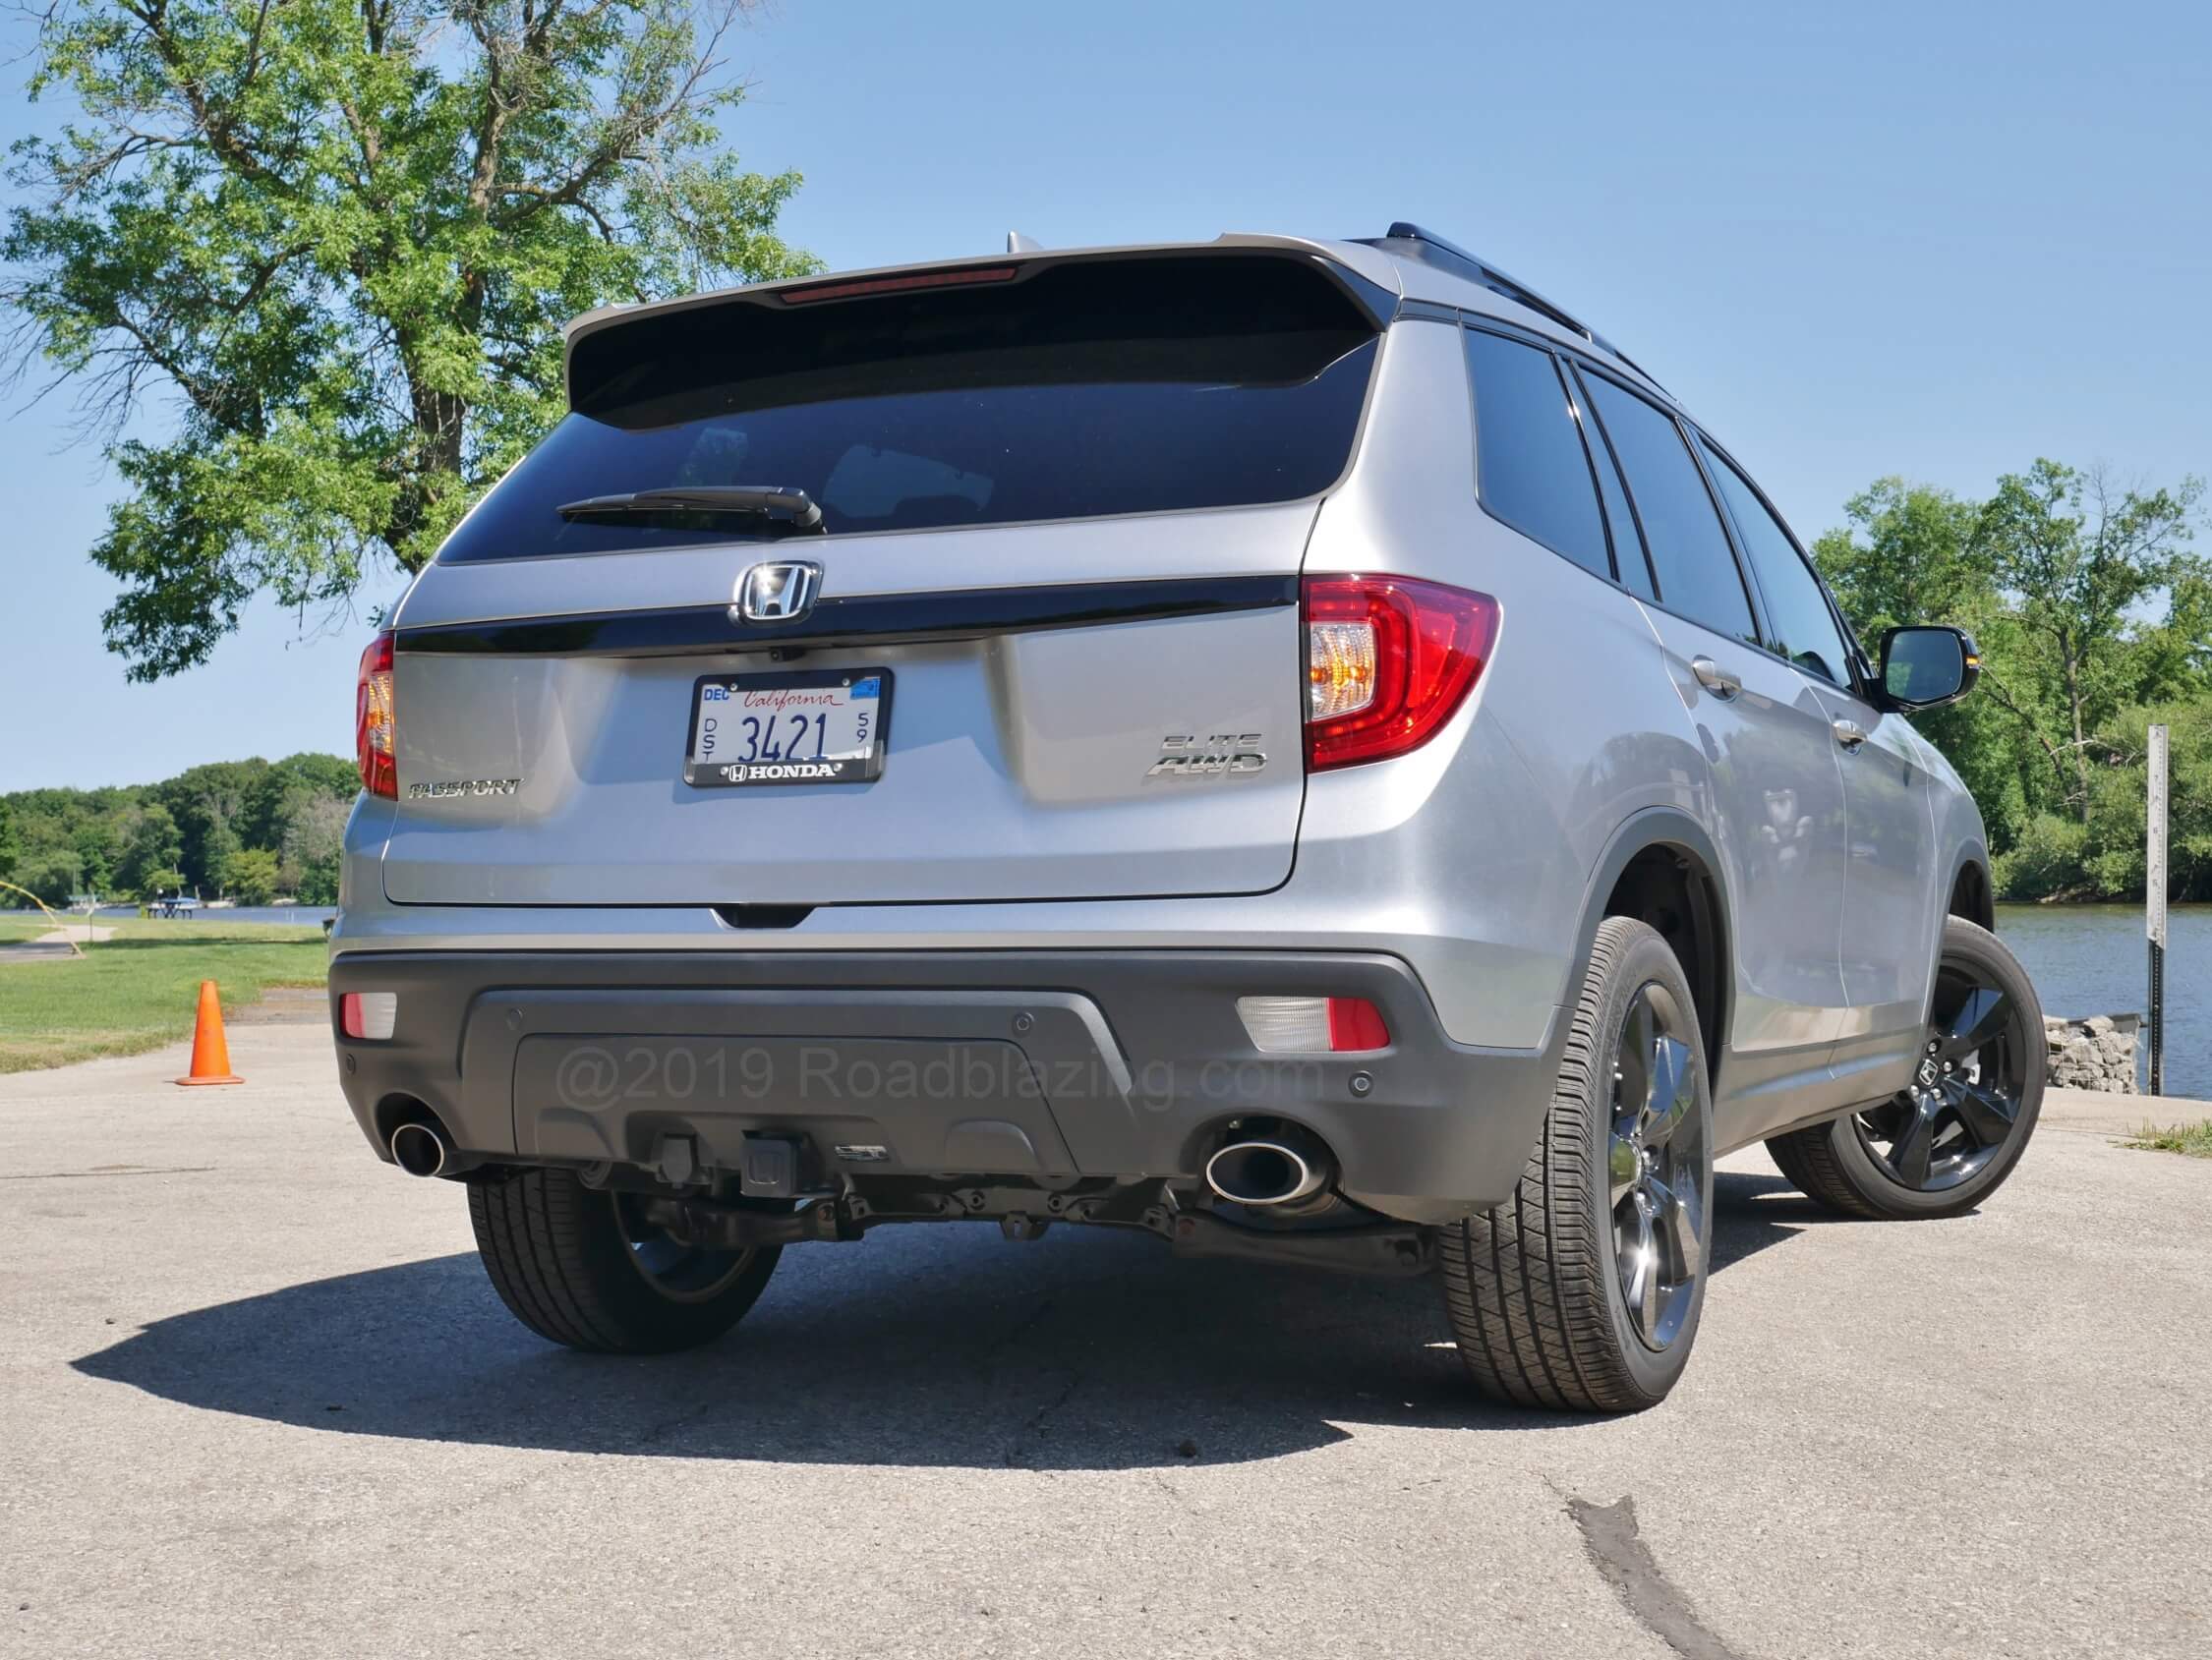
1947 845 1995 931
1571 809 1734 1094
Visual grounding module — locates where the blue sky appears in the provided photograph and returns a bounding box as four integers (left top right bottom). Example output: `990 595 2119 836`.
3 0 2207 790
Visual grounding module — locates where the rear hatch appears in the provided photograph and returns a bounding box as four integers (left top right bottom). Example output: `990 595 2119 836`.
382 249 1391 906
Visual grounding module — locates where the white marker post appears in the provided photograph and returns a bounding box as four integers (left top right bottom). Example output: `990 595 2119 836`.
2146 722 2168 1096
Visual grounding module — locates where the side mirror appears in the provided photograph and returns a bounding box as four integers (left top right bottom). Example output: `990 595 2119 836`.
1878 625 1980 711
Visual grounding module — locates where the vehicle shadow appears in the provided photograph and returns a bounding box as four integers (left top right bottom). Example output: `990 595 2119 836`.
73 1172 1837 1469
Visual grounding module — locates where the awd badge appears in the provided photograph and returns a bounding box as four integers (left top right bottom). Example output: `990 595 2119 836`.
1145 734 1266 778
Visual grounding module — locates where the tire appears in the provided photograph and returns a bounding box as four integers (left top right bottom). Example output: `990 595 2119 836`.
1767 916 2043 1222
467 1168 781 1353
1440 916 1715 1413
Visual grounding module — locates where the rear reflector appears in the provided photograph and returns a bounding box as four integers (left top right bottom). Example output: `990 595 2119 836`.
340 992 397 1041
1304 576 1500 771
1237 996 1392 1054
779 264 1021 306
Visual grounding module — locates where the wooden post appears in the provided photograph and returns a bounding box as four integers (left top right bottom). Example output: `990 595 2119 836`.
2146 722 2168 1096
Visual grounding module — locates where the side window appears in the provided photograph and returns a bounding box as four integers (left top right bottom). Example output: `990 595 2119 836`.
1581 376 1758 645
1564 365 1656 601
1697 438 1854 687
1464 328 1610 580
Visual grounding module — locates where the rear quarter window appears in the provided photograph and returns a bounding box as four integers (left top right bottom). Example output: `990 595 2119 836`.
1464 328 1610 580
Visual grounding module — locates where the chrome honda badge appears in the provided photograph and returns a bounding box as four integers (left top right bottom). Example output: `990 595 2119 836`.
733 560 823 624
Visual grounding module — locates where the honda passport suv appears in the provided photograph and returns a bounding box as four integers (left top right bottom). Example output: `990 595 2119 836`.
331 224 2045 1411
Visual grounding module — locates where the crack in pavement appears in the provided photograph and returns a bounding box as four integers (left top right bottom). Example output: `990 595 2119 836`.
2 1167 217 1180
1567 1493 1752 1660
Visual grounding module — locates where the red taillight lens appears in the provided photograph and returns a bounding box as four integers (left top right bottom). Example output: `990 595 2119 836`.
356 630 396 798
1303 576 1500 771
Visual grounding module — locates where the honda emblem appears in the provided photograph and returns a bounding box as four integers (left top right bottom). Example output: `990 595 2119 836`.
732 560 823 625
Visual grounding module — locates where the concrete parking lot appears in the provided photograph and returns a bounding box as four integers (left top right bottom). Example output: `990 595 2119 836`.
4 1023 2208 1659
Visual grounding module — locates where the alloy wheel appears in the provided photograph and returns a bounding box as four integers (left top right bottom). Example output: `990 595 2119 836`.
612 1192 758 1303
1608 986 1707 1351
1854 958 2029 1191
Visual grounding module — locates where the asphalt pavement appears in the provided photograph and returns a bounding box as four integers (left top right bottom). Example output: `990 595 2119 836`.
3 1024 2208 1659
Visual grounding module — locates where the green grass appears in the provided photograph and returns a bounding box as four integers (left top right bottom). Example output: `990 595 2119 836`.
2125 1119 2212 1159
0 913 69 944
0 917 326 1073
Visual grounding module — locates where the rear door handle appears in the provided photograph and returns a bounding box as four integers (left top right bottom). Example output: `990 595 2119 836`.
1689 657 1741 700
1833 718 1868 753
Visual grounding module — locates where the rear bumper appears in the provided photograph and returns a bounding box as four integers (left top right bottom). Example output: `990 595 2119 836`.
328 949 1560 1222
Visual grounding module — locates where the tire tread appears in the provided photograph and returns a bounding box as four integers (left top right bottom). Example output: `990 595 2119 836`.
1440 917 1700 1413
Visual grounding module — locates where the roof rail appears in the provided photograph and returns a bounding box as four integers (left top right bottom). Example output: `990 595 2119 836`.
1361 222 1669 398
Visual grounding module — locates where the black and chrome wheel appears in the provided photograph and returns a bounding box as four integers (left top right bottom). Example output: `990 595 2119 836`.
1768 916 2044 1221
469 1169 782 1353
1609 990 1708 1353
1441 916 1714 1412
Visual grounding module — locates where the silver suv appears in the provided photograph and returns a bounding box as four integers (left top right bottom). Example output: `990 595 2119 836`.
332 224 2045 1411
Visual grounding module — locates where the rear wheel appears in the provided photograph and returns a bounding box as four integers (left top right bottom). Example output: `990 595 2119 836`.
1767 916 2043 1221
468 1169 781 1352
1440 917 1714 1413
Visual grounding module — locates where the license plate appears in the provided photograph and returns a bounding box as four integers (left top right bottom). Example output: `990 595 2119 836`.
683 669 891 787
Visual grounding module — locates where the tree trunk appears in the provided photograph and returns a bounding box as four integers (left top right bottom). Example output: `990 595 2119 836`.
2063 649 2090 824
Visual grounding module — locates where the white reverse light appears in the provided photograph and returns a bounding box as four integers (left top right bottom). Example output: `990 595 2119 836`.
341 992 398 1041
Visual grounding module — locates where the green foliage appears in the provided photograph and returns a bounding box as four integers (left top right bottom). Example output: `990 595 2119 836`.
2 753 357 904
224 846 281 906
282 792 351 902
5 0 816 678
1820 462 2210 901
116 803 184 897
1972 461 2205 823
0 795 18 879
14 847 84 906
1989 814 2092 901
2125 1118 2212 1159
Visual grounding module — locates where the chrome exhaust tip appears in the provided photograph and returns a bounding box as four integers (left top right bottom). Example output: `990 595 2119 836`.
388 1119 451 1179
1204 1136 1331 1208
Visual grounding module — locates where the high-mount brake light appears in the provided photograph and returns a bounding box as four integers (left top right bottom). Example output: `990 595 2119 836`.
356 630 396 798
779 264 1022 306
1303 576 1500 771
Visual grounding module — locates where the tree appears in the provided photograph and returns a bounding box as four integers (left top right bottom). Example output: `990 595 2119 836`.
240 752 359 849
16 848 84 906
1812 479 2031 850
282 793 352 902
72 821 118 894
4 0 816 679
155 759 267 889
1973 461 2206 822
0 795 18 880
224 846 282 905
1813 478 1989 634
115 802 184 895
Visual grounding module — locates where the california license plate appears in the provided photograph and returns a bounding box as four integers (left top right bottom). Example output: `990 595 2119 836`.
683 669 891 787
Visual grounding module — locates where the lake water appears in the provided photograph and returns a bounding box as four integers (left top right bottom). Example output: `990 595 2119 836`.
75 901 2212 1103
1995 903 2210 1102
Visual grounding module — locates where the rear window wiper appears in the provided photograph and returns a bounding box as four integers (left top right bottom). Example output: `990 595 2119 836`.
556 485 826 534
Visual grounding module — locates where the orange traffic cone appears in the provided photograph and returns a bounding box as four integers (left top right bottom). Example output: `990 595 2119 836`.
175 980 243 1086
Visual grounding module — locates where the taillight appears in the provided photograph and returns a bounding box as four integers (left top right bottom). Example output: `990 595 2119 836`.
356 630 396 798
1303 576 1500 771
